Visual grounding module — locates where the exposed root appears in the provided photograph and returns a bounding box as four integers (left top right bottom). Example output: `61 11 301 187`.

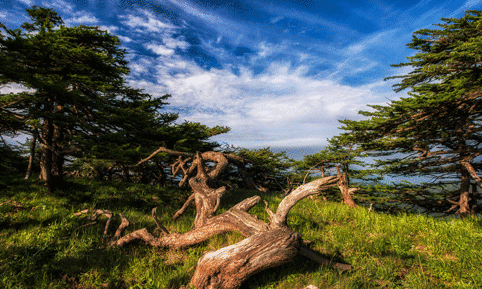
74 209 129 240
74 176 351 289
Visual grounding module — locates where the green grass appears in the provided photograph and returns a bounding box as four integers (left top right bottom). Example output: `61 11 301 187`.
1 177 481 288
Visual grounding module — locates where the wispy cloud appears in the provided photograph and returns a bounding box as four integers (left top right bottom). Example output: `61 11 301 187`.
120 9 173 32
2 0 468 156
17 0 33 5
98 25 119 33
40 0 74 13
460 0 482 11
128 55 381 149
254 1 359 38
164 0 227 26
146 43 175 56
65 13 98 25
270 16 284 24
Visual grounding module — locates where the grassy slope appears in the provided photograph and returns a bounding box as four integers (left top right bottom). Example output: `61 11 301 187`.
0 178 481 289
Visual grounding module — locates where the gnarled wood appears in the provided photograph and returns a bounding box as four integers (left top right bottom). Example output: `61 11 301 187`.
77 167 348 288
191 227 301 289
270 176 339 228
336 167 357 208
113 196 268 248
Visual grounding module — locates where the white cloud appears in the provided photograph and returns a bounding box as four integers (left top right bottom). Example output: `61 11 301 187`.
117 35 132 43
146 43 175 56
461 0 482 11
128 56 381 149
256 41 287 59
270 16 284 24
120 9 189 55
164 37 190 50
66 14 99 24
98 25 119 33
142 24 189 56
41 0 74 13
120 9 173 32
17 0 33 5
165 0 224 26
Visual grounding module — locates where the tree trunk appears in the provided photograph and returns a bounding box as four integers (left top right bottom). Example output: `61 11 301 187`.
461 160 482 189
191 227 301 289
458 168 472 217
51 123 64 183
99 147 353 288
105 176 347 289
155 162 167 186
52 151 64 183
114 196 269 248
336 167 357 208
39 117 55 192
121 164 130 182
39 147 54 192
24 134 37 180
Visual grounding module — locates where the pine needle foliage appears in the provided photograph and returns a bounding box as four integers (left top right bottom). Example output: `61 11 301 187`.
338 10 482 215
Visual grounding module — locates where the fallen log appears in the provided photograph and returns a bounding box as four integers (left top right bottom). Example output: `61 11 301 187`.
76 148 353 288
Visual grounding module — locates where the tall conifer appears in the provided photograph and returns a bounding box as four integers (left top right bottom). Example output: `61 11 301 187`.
339 11 482 215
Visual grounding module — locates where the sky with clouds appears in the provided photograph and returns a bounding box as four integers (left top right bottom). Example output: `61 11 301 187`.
1 0 482 159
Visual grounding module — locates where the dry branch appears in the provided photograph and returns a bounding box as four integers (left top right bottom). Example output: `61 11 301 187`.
336 167 357 208
270 176 339 228
191 227 302 289
76 160 349 289
113 196 268 248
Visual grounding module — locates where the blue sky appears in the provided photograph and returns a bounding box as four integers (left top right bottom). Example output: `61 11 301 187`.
1 0 481 159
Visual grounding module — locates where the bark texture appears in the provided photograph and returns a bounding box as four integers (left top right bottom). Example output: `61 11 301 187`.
24 133 37 180
336 167 357 208
191 227 301 289
78 147 353 288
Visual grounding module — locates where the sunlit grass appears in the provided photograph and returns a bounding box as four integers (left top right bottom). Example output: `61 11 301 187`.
1 177 481 288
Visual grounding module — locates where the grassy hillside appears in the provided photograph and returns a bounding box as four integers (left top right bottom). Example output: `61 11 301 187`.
1 178 481 288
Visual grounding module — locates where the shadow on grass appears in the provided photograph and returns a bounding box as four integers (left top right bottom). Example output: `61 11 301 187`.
51 178 193 212
53 246 133 288
240 253 351 289
3 178 358 288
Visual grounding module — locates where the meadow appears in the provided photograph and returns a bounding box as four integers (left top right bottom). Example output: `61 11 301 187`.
1 178 481 288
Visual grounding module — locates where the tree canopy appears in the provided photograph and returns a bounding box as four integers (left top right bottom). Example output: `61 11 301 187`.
0 6 232 190
337 10 482 216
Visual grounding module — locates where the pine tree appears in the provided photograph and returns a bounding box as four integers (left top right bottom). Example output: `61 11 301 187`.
0 6 172 191
339 11 482 216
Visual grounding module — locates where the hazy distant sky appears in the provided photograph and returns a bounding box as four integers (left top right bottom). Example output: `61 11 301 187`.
1 0 481 159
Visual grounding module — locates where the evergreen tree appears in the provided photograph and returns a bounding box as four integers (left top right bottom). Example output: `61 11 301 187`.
0 6 172 191
340 11 482 216
226 147 293 192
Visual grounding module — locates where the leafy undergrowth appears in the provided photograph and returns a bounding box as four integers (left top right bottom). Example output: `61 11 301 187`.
1 177 481 288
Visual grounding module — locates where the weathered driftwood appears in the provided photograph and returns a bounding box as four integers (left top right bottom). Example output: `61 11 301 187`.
113 196 268 248
191 227 302 289
336 167 357 208
74 209 129 239
189 176 346 288
76 147 353 288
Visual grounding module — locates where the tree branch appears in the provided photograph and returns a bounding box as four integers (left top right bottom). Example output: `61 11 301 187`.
270 176 339 228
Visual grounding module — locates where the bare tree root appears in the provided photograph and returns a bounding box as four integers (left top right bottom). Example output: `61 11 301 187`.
74 209 129 239
75 147 354 289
